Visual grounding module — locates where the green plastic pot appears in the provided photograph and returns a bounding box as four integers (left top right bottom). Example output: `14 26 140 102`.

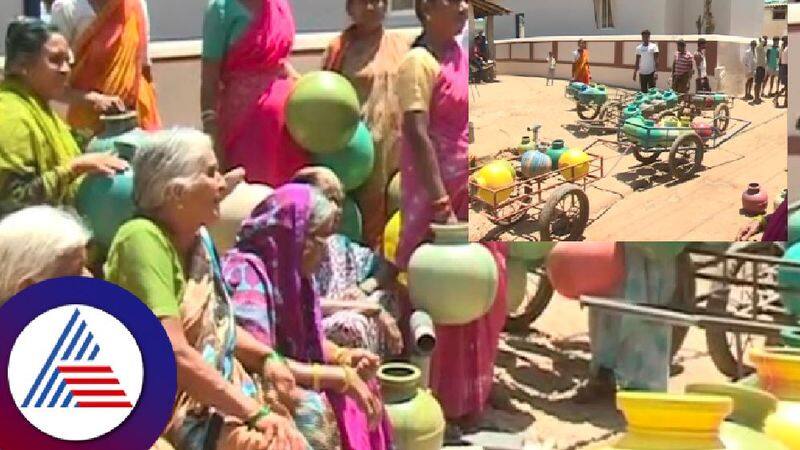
788 211 800 245
778 243 800 317
782 328 800 348
545 139 569 170
315 121 375 191
408 223 499 325
379 362 445 450
285 70 360 154
76 113 145 250
507 242 555 260
338 196 363 243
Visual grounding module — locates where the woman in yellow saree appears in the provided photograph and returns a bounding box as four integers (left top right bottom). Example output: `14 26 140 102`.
51 0 161 134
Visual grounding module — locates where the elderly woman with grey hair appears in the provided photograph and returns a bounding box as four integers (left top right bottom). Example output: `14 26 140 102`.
103 128 342 450
0 205 91 303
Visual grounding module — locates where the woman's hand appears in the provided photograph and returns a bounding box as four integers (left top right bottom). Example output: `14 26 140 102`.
263 356 300 413
347 348 380 381
378 311 403 356
84 91 126 114
735 219 762 241
253 413 307 449
222 167 246 197
344 372 383 430
70 152 128 176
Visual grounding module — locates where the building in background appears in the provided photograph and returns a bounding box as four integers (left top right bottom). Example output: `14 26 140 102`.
493 0 766 40
1 0 421 54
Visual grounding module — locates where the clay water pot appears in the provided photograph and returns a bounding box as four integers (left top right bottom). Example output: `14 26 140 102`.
408 224 499 325
546 242 625 299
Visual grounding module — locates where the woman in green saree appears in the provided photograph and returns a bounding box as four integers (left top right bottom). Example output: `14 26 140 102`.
104 128 340 450
0 18 126 216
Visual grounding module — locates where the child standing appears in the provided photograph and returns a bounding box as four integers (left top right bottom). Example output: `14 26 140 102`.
546 51 556 86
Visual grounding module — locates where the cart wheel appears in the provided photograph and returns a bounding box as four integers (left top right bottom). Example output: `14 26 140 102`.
505 261 555 333
713 104 730 133
577 103 602 120
668 133 704 180
632 145 660 164
670 252 696 359
539 183 590 241
704 242 786 379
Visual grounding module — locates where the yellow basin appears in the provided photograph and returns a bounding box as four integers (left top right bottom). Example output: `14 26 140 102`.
749 347 800 401
617 391 732 440
474 160 515 206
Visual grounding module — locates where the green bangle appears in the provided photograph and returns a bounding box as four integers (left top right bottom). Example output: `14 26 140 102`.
246 406 271 428
267 351 286 364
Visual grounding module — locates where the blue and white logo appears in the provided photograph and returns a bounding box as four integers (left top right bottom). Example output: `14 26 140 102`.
8 304 143 441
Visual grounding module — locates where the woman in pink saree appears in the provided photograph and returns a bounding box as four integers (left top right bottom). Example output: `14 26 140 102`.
394 0 508 437
201 0 309 186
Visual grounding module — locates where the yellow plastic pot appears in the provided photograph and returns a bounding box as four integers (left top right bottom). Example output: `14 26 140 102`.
591 392 783 450
749 347 800 449
383 211 401 265
473 160 515 206
557 148 591 181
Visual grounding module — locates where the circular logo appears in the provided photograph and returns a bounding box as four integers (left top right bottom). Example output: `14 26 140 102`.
0 277 176 450
8 305 144 441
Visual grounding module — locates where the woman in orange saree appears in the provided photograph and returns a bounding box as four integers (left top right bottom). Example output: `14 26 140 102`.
322 0 409 249
571 39 591 84
52 0 161 134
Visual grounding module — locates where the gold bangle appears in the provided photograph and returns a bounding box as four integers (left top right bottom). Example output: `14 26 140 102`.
333 347 351 366
311 363 321 391
340 366 354 394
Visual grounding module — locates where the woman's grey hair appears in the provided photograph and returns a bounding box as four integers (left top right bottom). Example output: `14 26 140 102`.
132 128 214 215
4 17 59 73
0 206 90 303
292 166 345 206
308 186 339 234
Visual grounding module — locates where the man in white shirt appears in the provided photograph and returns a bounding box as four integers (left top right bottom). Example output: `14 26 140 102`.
742 40 757 100
634 29 659 92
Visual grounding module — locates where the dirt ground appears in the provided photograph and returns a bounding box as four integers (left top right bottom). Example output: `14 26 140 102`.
477 271 732 450
469 75 787 242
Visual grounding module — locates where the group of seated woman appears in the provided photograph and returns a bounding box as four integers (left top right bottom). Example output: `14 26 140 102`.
0 127 400 450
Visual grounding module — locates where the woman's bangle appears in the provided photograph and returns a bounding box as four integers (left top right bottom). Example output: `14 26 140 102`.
333 347 351 366
340 366 355 394
245 405 271 429
311 363 322 391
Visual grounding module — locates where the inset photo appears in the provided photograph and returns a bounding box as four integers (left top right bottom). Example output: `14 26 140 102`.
469 0 787 242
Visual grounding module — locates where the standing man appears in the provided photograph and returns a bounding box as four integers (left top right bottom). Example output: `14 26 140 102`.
695 38 711 93
776 35 788 108
634 30 659 92
743 40 757 101
766 36 780 97
671 39 693 94
754 36 768 103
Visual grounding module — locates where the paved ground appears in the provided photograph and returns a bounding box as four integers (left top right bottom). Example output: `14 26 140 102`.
469 76 787 242
463 268 734 450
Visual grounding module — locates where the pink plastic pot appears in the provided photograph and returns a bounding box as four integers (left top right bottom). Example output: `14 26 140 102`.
691 120 714 140
742 182 768 215
546 242 626 299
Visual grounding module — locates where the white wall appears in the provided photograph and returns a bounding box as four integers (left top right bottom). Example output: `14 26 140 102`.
0 1 24 54
495 34 753 94
495 0 766 40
